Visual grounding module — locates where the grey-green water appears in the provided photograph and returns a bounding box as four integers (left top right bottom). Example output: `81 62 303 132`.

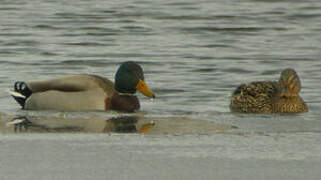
0 0 321 179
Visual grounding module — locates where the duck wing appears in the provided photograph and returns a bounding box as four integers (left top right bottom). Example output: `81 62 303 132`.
230 81 278 113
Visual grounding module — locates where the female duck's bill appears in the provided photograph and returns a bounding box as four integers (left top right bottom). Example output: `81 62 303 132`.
9 61 155 112
229 68 308 113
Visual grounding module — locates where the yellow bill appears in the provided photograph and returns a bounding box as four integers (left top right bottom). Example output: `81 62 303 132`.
136 79 156 98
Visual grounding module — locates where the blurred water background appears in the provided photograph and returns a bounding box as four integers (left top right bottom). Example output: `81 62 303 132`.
0 0 321 179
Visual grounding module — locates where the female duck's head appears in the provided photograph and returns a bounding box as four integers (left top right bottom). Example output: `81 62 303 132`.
278 68 301 98
115 61 155 98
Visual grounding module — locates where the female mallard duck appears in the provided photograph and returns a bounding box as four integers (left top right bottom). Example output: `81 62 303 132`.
230 68 308 113
10 61 155 112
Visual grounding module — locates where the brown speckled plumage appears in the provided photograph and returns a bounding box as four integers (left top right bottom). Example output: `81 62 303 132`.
230 68 308 113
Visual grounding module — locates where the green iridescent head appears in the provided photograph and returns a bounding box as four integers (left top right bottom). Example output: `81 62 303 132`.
115 61 155 98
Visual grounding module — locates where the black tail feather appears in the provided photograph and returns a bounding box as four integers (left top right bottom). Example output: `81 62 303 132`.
11 95 26 108
14 81 32 97
11 81 32 108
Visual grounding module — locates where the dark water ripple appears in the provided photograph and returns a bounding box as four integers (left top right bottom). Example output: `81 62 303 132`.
32 24 64 30
176 27 289 33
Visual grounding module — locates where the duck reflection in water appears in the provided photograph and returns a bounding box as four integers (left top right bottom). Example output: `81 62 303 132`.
6 115 155 134
7 116 31 132
4 114 234 135
103 116 155 134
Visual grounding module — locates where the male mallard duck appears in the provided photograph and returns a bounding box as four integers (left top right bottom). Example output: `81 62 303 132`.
230 68 308 113
10 61 155 112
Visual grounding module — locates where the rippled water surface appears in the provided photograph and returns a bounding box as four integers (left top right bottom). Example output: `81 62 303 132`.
0 0 321 179
1 0 320 129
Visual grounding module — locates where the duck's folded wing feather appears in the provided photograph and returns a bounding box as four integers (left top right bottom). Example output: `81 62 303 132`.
27 75 113 93
25 89 108 111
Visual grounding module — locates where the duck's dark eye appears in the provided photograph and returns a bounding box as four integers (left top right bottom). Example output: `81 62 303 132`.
281 95 287 99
